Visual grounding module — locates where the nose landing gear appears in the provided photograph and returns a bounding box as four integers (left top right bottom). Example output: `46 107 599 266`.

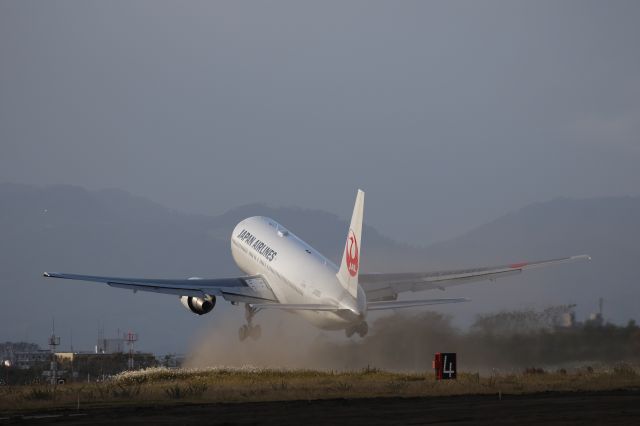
239 304 262 341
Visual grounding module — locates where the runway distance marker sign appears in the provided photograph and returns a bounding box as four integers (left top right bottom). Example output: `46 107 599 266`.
433 353 457 380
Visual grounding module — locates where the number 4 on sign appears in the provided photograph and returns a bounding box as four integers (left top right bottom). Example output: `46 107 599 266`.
443 355 454 378
433 352 456 380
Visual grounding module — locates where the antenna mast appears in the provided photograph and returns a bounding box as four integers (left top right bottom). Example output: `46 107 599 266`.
49 318 61 385
125 331 138 370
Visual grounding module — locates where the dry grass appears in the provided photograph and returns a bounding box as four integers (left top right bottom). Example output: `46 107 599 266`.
1 364 639 414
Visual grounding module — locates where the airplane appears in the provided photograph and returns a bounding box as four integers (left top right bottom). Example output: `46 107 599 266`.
43 190 590 341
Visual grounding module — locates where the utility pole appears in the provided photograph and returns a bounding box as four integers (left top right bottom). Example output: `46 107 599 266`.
599 297 604 319
70 329 74 382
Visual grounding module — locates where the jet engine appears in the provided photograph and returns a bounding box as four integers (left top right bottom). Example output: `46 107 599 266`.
180 295 216 315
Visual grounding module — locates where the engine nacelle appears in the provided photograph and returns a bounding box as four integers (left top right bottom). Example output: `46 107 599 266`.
180 295 216 315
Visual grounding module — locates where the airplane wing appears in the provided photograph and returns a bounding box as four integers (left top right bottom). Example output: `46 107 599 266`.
43 272 278 304
360 255 590 302
250 299 469 312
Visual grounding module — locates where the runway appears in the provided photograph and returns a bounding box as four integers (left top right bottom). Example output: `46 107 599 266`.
3 390 638 425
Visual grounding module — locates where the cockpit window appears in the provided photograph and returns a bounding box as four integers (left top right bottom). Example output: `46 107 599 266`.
277 227 289 237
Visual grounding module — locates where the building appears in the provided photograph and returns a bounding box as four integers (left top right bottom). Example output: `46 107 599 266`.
14 350 51 370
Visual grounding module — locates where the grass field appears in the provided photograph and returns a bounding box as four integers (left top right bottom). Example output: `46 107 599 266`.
1 364 639 415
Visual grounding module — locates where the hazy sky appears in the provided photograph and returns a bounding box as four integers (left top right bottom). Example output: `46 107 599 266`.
1 1 639 245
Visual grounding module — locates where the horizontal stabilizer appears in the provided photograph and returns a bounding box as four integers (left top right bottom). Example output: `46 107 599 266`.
367 298 469 311
249 303 340 311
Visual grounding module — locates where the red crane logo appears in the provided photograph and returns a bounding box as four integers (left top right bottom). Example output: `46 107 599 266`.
345 229 359 277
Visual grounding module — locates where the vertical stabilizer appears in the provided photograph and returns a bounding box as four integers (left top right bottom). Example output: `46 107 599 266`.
337 189 364 299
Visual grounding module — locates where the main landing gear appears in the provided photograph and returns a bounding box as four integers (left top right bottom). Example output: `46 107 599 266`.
238 304 262 341
345 321 368 338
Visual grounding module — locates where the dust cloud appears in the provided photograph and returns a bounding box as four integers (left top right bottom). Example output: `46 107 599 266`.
185 307 640 372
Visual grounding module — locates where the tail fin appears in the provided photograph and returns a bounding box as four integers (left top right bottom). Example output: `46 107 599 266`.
337 189 364 299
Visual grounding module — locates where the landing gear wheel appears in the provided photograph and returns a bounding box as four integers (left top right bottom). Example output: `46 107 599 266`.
345 328 355 338
357 322 369 338
250 324 262 340
238 325 249 341
239 304 263 342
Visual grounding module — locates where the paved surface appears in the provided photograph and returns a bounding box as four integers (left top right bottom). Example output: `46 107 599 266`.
2 390 639 425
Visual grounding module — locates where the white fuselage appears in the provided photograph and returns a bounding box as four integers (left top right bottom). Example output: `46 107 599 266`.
230 216 366 330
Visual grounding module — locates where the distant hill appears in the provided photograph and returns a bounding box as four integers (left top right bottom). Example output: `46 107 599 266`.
0 183 636 353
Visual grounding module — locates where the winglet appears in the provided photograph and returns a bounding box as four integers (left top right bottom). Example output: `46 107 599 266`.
337 189 364 299
574 254 592 261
